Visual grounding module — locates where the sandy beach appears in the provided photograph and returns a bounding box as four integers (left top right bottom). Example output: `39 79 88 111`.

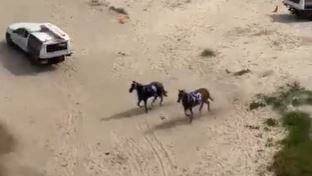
0 0 312 175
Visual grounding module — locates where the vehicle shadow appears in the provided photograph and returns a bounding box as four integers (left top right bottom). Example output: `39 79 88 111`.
0 122 43 176
0 123 16 176
269 14 311 23
0 41 55 76
101 101 175 122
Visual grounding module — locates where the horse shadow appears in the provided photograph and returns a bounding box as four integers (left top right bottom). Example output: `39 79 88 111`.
101 101 175 122
145 113 213 134
101 108 146 121
145 107 221 133
0 41 56 76
145 116 190 134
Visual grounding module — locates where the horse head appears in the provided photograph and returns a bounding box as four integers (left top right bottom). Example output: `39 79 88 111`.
177 89 186 103
129 81 137 93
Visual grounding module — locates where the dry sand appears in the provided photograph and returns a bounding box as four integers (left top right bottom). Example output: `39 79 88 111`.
0 0 312 175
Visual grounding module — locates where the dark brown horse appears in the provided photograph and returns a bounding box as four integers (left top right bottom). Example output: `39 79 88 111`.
129 81 168 113
177 88 213 122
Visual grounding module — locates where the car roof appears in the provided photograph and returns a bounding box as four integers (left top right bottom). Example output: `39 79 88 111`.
9 22 70 43
9 22 42 32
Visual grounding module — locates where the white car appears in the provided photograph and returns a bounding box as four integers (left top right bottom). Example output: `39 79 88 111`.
6 22 72 64
283 0 312 18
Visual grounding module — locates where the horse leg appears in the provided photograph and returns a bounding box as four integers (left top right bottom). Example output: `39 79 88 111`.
184 107 189 117
184 110 189 117
144 99 148 113
159 95 163 106
137 99 143 108
205 100 211 112
199 102 204 113
189 108 194 123
151 96 157 107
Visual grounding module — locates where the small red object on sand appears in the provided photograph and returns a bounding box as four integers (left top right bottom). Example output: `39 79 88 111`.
118 15 129 24
272 5 278 13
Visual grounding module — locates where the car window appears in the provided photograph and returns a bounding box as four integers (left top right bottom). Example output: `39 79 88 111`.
46 42 68 52
23 30 29 38
14 29 24 35
14 28 28 38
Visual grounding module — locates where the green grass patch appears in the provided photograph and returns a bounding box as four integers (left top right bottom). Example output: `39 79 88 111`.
249 82 312 112
250 82 312 176
272 111 312 176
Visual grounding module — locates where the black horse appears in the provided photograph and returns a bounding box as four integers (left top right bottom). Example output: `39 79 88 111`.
129 81 168 113
177 88 213 122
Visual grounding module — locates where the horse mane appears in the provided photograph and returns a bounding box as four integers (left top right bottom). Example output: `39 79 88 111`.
182 92 189 99
180 90 188 95
134 82 144 92
136 82 143 87
180 90 189 102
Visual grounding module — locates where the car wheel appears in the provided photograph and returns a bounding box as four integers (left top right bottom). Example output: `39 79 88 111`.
57 56 65 63
5 32 14 47
28 56 41 66
49 56 65 65
295 10 305 19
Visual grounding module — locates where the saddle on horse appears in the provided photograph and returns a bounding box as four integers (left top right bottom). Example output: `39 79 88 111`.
190 92 202 105
145 85 158 96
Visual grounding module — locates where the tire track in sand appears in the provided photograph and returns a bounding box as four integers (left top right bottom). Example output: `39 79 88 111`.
44 60 84 176
138 122 166 176
138 119 174 176
142 120 174 168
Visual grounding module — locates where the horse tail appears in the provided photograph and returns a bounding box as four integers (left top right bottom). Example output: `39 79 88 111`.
208 90 213 101
209 95 214 101
163 89 168 97
161 86 168 97
204 88 213 101
158 82 168 97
